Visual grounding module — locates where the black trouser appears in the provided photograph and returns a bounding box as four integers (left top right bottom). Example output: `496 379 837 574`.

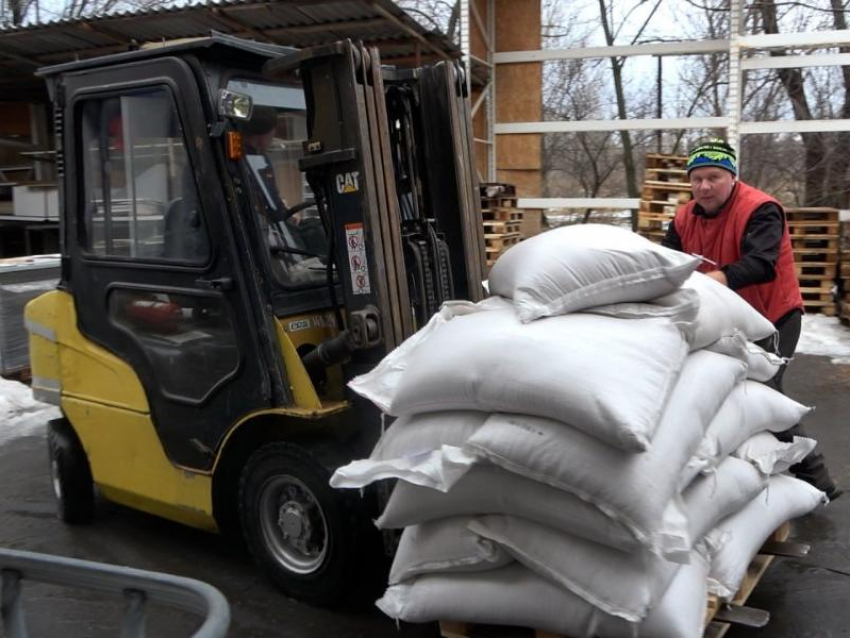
756 308 835 490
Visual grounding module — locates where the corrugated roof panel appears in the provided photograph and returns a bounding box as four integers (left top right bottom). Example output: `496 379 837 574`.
0 0 459 98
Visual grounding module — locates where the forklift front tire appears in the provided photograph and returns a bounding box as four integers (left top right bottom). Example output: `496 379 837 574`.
238 442 380 607
48 419 95 525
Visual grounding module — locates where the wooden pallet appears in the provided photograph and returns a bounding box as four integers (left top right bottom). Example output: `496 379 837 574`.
704 524 790 638
439 524 791 638
785 207 840 223
788 221 840 236
791 237 840 251
793 248 840 261
485 233 522 252
796 263 837 279
483 208 522 222
482 196 519 210
484 220 522 234
638 153 689 242
645 153 688 169
798 279 834 293
645 167 688 180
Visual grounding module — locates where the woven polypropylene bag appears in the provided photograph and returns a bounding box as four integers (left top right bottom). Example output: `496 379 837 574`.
388 516 511 584
488 224 700 322
707 474 827 598
329 411 485 491
377 464 639 552
388 306 689 452
464 350 746 556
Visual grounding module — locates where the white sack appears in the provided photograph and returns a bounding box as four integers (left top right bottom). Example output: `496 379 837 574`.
689 381 810 475
599 551 711 638
377 563 602 637
487 224 700 322
682 272 776 349
388 516 511 584
682 456 768 545
733 433 817 475
707 474 827 598
468 515 677 622
743 341 785 382
348 298 504 412
377 464 639 552
378 558 710 638
705 334 784 382
585 288 700 345
389 307 689 452
464 350 746 556
329 411 484 491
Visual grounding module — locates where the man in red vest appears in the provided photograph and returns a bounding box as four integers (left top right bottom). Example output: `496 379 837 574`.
663 138 841 500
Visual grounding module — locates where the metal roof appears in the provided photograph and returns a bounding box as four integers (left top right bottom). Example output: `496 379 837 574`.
0 0 461 100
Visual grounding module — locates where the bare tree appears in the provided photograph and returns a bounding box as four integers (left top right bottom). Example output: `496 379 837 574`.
597 0 663 200
754 0 850 207
396 0 460 41
3 0 178 26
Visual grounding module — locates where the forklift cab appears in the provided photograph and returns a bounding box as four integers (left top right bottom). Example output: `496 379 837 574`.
25 33 485 605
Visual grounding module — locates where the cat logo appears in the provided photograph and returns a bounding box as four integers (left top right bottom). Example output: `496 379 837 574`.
336 171 360 194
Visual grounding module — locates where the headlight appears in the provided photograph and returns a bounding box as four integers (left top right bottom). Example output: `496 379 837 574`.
218 89 253 120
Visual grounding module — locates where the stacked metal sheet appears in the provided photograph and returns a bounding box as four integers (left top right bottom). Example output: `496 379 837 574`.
0 255 60 375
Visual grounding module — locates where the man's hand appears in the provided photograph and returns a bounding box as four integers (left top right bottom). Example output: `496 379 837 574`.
706 270 728 286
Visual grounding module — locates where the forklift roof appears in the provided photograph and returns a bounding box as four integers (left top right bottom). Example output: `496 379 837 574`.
37 31 298 78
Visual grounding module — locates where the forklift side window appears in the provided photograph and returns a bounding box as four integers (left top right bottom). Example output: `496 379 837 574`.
108 287 239 403
79 89 210 264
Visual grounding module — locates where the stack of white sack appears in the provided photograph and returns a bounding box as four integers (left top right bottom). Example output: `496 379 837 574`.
330 225 828 637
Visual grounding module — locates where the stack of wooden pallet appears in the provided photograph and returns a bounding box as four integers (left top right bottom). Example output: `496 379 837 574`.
480 182 523 267
786 207 839 316
637 153 692 244
839 219 850 324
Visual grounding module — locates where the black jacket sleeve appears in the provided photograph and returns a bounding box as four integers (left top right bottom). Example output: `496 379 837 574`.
661 218 683 252
721 203 784 290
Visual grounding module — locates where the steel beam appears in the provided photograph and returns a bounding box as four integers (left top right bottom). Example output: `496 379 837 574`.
496 117 727 134
742 52 850 70
517 198 641 209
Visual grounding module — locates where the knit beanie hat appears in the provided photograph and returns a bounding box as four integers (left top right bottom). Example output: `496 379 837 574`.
686 138 737 176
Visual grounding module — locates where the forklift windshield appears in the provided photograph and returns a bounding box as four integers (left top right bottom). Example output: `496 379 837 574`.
228 79 333 289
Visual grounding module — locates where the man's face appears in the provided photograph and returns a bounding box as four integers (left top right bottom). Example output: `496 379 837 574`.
689 166 736 213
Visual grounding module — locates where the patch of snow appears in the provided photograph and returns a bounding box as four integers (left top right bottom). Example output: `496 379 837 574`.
797 315 850 365
0 377 58 445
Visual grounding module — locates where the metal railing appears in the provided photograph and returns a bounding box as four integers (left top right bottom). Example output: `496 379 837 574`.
0 547 230 638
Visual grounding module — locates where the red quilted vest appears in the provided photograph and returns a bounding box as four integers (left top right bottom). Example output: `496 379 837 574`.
674 181 803 324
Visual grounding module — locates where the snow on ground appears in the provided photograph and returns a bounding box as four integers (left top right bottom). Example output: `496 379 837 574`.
798 315 850 365
0 377 59 445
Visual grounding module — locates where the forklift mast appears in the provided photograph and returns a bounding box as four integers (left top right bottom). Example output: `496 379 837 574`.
268 41 486 371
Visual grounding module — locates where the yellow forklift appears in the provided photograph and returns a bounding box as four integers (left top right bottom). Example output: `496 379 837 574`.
24 33 486 606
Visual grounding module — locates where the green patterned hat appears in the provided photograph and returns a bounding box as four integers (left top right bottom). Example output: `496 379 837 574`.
687 138 737 176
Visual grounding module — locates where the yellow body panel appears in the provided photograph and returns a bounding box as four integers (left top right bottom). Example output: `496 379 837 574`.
26 290 216 531
275 318 323 410
27 290 148 412
24 293 352 533
277 310 345 403
62 397 216 531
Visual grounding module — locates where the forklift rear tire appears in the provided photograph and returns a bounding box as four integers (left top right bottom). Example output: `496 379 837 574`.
47 419 95 525
238 442 381 607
